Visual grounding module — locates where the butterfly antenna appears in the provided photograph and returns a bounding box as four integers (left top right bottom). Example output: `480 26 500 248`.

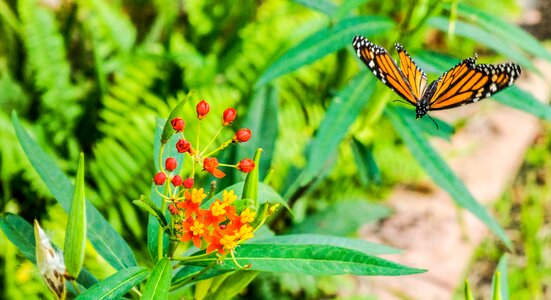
427 114 439 130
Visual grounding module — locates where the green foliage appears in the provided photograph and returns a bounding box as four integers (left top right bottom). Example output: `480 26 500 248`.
1 0 549 298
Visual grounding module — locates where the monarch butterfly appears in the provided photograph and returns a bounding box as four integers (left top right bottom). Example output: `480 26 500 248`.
352 35 521 120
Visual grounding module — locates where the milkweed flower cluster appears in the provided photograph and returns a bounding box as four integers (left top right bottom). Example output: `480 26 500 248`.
152 99 258 255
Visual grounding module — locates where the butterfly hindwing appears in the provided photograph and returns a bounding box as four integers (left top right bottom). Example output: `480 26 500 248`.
428 58 521 110
352 35 418 105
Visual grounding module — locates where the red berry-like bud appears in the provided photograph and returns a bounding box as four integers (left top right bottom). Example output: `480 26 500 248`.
168 203 179 215
203 157 226 178
165 157 177 171
170 117 185 132
222 108 237 126
171 175 183 186
183 178 194 189
153 172 167 185
237 158 255 173
196 100 210 120
234 128 251 143
176 139 192 153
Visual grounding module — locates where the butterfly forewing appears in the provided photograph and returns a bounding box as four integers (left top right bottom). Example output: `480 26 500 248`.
352 36 418 105
429 59 521 110
396 43 427 100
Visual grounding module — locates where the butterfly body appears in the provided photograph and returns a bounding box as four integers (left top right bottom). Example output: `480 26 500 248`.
352 35 521 119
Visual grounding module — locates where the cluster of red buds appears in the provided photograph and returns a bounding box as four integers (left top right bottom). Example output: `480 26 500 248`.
151 99 258 255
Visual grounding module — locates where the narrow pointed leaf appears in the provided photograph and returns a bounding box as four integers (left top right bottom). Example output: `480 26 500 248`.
284 73 376 198
242 149 262 208
12 112 137 269
64 152 87 278
0 213 98 287
256 16 394 87
188 244 425 276
251 234 400 255
292 0 336 15
427 17 536 72
386 106 511 249
208 271 259 300
161 93 191 144
77 267 149 300
491 255 509 300
236 86 278 179
454 3 551 62
142 257 172 300
289 199 390 235
351 138 381 186
464 280 474 300
202 181 289 212
172 266 230 286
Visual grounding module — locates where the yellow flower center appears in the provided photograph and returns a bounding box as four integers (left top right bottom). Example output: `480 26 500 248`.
240 208 256 223
211 200 227 216
220 234 237 250
191 188 207 204
222 190 237 204
190 220 204 236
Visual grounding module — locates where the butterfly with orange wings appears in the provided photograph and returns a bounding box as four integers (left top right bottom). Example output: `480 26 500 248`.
352 35 521 120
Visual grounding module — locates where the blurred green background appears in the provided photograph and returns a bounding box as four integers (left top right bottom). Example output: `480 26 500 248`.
0 0 550 298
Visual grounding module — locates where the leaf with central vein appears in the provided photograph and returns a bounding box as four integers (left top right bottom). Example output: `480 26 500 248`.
77 267 149 300
187 244 424 276
142 257 171 300
12 112 136 269
256 16 394 87
385 106 511 249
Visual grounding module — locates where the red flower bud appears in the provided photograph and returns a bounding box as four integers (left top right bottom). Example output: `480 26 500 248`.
203 157 225 178
153 172 167 185
165 157 177 171
196 100 210 120
237 158 255 173
234 128 251 143
222 108 237 126
171 175 183 186
176 139 192 153
183 178 194 189
170 117 185 132
168 203 179 214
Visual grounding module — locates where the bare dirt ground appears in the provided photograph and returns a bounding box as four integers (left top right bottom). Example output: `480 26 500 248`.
353 61 551 299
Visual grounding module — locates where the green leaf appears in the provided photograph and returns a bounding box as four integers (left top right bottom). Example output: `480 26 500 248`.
77 267 149 300
427 16 536 72
242 149 262 208
289 199 390 235
12 112 137 269
332 0 371 21
385 106 512 249
201 181 289 212
251 234 401 255
172 266 230 286
133 196 168 228
494 87 551 121
454 3 551 62
393 106 454 140
161 93 191 144
491 255 509 300
256 16 394 87
284 73 376 198
188 244 425 276
236 86 278 179
292 0 337 16
0 213 98 288
141 257 172 300
351 138 381 186
64 153 87 278
464 280 474 300
207 271 259 300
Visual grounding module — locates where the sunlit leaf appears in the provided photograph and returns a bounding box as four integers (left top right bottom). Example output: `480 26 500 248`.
77 267 149 300
142 258 171 300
